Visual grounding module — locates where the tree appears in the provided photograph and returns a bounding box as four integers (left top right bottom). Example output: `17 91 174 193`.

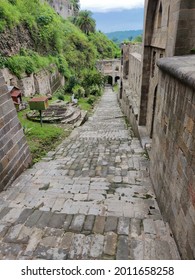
128 36 133 41
75 10 96 35
133 34 143 43
112 37 119 43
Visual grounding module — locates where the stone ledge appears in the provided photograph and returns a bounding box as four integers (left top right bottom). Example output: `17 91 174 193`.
157 55 195 90
130 52 142 62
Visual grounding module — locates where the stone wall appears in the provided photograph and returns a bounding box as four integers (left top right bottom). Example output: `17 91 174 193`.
119 44 142 136
97 59 121 86
1 65 64 97
150 56 195 259
174 0 195 56
0 72 32 191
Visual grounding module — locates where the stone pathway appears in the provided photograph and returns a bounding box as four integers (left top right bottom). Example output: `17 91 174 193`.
0 88 180 260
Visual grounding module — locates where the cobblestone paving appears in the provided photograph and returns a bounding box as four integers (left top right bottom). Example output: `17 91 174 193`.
0 88 180 260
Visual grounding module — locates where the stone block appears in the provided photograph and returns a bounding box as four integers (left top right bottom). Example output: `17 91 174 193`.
0 85 8 95
143 219 157 235
47 213 66 229
104 232 117 256
0 207 12 220
40 236 59 248
105 216 118 232
93 216 106 234
130 239 144 260
36 211 53 229
24 228 44 256
117 217 130 235
14 209 34 225
64 215 73 231
0 243 24 258
83 215 95 232
60 232 74 250
82 235 92 259
89 234 104 259
25 210 43 228
68 234 85 259
116 236 129 260
69 214 85 232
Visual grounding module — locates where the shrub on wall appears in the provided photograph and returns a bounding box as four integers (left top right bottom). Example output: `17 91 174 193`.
72 85 85 98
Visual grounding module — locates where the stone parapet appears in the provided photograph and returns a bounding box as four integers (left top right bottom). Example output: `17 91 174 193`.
157 55 195 89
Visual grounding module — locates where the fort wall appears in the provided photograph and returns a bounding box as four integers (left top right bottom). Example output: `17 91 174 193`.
0 72 32 191
1 65 65 97
150 56 195 259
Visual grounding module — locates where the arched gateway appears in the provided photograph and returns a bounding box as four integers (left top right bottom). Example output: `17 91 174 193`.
96 59 121 86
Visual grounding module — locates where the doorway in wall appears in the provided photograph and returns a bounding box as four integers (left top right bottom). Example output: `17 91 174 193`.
120 81 123 99
150 85 158 138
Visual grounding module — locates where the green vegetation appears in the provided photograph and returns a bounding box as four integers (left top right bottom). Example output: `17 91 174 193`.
89 31 120 59
0 0 121 163
74 10 96 35
18 89 99 163
113 83 119 93
3 50 56 78
18 108 68 163
123 34 143 44
0 0 120 78
190 48 195 54
53 88 100 113
133 34 143 43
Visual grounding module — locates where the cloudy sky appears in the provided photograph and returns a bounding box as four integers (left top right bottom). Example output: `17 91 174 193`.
80 0 144 32
80 0 145 12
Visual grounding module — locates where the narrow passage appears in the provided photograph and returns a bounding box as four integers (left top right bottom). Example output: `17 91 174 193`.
0 88 180 260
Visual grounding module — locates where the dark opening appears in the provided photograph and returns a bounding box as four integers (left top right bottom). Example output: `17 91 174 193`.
121 49 124 65
124 60 129 78
150 85 158 138
115 76 120 83
158 2 162 29
120 81 123 99
151 51 156 77
107 76 113 85
167 5 170 27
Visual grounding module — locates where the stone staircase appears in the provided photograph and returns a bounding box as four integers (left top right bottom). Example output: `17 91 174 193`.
27 102 88 126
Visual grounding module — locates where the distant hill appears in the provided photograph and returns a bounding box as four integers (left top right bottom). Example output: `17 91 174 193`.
105 30 143 43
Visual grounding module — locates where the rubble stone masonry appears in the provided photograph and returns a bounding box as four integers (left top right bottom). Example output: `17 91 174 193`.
0 72 32 191
150 56 195 259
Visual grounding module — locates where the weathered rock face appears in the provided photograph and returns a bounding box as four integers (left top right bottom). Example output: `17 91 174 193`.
0 71 32 191
0 24 35 57
1 66 65 97
45 0 76 19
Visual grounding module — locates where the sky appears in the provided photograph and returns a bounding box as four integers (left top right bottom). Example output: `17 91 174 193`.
80 0 145 12
79 0 145 33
